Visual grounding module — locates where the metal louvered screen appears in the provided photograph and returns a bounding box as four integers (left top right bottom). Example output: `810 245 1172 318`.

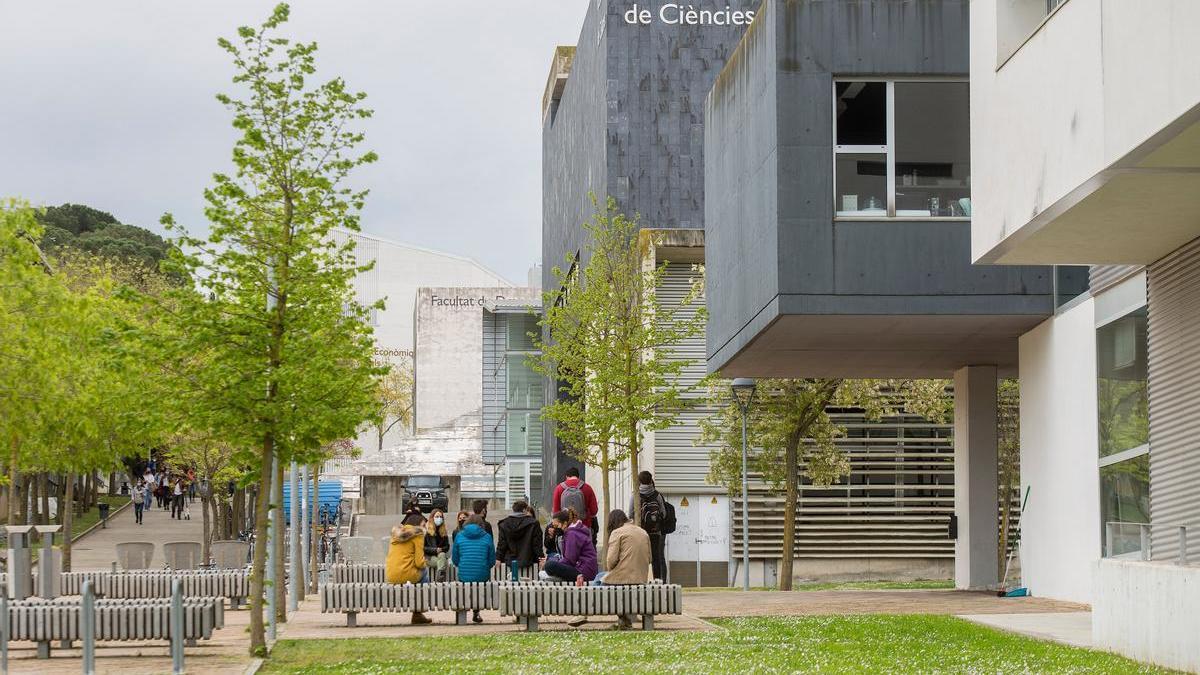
654 262 720 492
1146 237 1200 561
731 411 957 559
482 311 506 465
1090 265 1143 296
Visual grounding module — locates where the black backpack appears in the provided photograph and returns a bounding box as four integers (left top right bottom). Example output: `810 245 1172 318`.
642 492 676 535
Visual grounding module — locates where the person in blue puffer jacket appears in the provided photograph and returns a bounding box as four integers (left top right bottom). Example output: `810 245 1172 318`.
452 514 496 623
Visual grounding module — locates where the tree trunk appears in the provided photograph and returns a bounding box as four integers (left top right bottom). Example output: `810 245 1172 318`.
55 474 65 525
201 494 212 565
233 486 245 537
779 437 800 591
62 471 76 572
600 443 611 541
309 463 320 594
629 425 641 527
248 439 274 656
7 438 20 526
29 474 40 525
109 471 118 496
274 457 286 622
40 473 50 525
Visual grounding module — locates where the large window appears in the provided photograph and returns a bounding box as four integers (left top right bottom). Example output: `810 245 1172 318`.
834 81 970 219
1096 306 1150 555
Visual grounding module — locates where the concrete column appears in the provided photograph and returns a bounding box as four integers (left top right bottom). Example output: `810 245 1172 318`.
953 365 999 590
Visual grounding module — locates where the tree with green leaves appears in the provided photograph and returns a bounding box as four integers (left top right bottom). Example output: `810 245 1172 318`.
537 196 707 535
700 378 950 590
373 362 413 451
37 203 173 270
157 4 382 654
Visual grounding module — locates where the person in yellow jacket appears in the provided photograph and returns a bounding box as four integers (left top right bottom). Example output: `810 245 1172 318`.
385 509 433 624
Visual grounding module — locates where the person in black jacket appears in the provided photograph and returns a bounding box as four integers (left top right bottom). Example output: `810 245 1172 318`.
423 508 452 581
495 500 543 574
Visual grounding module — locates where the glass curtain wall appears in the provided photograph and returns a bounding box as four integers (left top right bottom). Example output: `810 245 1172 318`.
1096 306 1150 556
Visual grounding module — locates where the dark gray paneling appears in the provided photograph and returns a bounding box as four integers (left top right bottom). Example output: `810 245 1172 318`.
833 221 1053 296
704 0 780 370
705 0 1064 375
542 0 755 498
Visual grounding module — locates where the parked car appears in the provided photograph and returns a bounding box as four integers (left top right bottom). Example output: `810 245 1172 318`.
402 475 450 513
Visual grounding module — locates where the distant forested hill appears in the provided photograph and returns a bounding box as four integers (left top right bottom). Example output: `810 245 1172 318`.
37 203 172 269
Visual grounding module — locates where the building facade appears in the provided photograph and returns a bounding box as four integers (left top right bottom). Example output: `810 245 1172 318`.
970 0 1200 669
483 301 545 507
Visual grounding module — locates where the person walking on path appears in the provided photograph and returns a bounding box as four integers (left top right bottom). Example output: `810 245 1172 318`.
424 509 451 582
186 468 197 502
171 478 186 520
143 469 156 510
629 471 672 581
594 509 652 629
385 509 432 624
541 508 598 585
495 500 543 577
451 514 496 623
553 467 599 544
132 480 147 524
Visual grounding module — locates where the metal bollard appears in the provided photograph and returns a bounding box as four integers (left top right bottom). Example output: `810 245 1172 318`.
2 593 8 673
171 578 184 674
1181 526 1189 566
82 580 96 675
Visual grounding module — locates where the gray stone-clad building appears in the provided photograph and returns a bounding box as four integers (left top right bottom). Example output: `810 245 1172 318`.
540 0 758 505
703 0 1086 589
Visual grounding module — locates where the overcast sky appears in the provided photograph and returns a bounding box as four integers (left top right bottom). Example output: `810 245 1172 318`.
0 1 590 283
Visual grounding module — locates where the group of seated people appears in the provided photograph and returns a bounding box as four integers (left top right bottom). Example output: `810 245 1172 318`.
384 500 652 629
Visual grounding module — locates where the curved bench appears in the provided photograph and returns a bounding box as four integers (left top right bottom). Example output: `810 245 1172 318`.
498 583 683 632
330 562 539 584
60 570 250 608
3 596 224 658
321 581 502 626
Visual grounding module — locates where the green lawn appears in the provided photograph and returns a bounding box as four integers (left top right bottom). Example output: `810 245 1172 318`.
262 615 1173 674
70 495 129 537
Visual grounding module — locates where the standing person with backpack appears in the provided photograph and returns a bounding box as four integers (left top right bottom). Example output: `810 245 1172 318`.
131 479 147 524
629 471 675 582
552 467 599 544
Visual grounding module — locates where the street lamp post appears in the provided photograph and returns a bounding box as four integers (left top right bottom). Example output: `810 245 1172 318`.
730 378 756 592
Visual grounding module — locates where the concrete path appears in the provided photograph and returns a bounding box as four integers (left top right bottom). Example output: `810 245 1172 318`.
682 589 1088 618
959 611 1094 649
70 495 205 571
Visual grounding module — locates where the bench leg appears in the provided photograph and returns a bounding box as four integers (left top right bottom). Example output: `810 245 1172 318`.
642 614 655 631
347 611 357 628
525 616 539 633
59 639 72 649
186 638 198 647
455 610 467 626
37 641 51 659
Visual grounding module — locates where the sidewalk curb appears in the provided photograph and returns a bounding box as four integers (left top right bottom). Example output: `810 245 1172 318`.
72 499 132 543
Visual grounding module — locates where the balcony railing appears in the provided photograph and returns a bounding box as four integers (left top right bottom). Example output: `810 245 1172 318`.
1105 521 1192 565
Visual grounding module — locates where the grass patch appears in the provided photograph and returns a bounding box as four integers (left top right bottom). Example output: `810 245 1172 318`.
262 615 1172 674
70 495 129 537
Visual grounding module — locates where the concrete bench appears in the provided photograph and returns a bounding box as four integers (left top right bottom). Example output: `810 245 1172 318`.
498 583 683 632
329 562 540 584
60 570 250 608
3 596 225 658
321 581 503 626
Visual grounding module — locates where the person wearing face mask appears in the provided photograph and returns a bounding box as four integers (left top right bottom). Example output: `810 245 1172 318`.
424 508 451 581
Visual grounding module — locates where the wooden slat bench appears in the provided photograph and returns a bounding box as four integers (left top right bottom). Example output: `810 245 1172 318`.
321 581 503 626
330 563 539 584
3 596 225 658
60 570 250 608
498 583 683 632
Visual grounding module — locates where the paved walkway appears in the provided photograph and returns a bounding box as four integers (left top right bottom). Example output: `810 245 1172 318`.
70 495 205 571
682 589 1088 618
960 611 1093 648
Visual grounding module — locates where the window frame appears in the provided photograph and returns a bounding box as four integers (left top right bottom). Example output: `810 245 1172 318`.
833 77 970 222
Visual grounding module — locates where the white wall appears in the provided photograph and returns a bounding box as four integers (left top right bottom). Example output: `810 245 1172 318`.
1017 298 1101 604
1094 559 1200 673
970 0 1200 262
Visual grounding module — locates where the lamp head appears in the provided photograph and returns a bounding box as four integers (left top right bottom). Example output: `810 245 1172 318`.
730 378 757 410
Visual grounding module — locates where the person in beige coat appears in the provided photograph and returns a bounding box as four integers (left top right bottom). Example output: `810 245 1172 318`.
595 509 651 629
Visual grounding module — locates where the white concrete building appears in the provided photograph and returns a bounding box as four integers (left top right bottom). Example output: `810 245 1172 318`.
971 1 1200 670
323 229 520 501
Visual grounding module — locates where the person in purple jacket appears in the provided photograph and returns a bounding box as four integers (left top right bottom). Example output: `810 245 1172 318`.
540 508 598 587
